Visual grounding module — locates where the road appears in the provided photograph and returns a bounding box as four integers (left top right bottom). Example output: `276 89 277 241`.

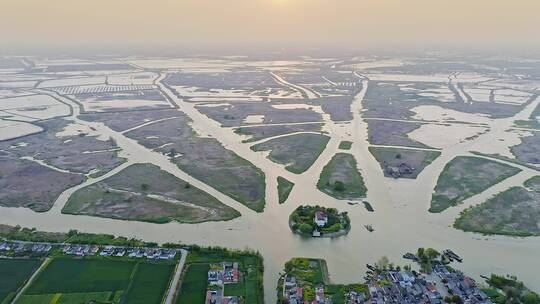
165 249 188 304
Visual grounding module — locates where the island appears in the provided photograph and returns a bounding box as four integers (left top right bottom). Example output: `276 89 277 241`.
289 205 350 238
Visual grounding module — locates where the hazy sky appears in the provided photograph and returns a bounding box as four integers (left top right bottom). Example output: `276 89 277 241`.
2 0 540 53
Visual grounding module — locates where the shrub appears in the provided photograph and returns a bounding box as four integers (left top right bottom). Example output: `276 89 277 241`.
333 181 345 191
299 223 314 234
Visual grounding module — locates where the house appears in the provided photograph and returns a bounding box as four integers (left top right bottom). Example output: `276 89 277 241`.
222 296 240 304
315 286 326 303
208 269 222 286
314 211 328 227
89 245 99 255
398 163 414 175
0 242 11 251
114 248 126 257
295 287 303 301
284 275 297 288
205 290 220 304
100 246 114 256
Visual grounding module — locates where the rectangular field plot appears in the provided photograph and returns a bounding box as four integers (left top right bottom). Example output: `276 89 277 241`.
175 264 209 304
0 94 70 121
68 88 172 113
19 292 117 304
55 84 155 95
0 258 42 303
26 258 135 294
0 120 43 141
20 257 175 304
122 263 176 304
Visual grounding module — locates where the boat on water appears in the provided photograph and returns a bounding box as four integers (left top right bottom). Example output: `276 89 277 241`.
443 249 463 262
403 252 418 261
362 201 374 212
364 224 374 232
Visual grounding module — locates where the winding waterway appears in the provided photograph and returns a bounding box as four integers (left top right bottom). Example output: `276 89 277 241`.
1 73 539 303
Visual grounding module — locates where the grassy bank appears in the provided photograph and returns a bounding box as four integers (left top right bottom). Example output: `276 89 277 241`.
454 176 540 237
63 163 241 224
317 153 367 199
251 133 330 174
430 156 521 213
277 177 294 204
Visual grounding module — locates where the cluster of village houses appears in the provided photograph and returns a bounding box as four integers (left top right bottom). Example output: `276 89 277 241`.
383 161 415 178
347 265 492 304
283 275 332 304
0 239 177 260
0 241 52 253
282 266 493 304
206 262 241 304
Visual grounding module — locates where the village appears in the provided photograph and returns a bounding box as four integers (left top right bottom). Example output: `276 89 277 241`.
279 252 495 304
0 239 178 260
282 266 492 304
349 265 493 304
206 261 241 304
282 274 331 304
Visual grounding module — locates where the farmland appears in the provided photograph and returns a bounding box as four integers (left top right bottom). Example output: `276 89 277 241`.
19 257 175 304
175 264 209 304
0 258 42 303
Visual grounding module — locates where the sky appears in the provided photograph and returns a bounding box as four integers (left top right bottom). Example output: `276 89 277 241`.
1 0 539 54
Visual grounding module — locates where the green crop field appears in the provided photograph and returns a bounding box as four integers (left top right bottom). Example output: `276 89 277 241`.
123 263 175 304
18 292 115 304
223 281 245 297
0 258 42 303
19 257 176 304
176 264 209 304
26 258 136 295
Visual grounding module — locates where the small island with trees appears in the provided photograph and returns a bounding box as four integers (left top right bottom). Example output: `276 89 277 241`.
289 205 351 238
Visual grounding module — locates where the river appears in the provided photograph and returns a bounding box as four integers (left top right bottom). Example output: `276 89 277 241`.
1 74 539 303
